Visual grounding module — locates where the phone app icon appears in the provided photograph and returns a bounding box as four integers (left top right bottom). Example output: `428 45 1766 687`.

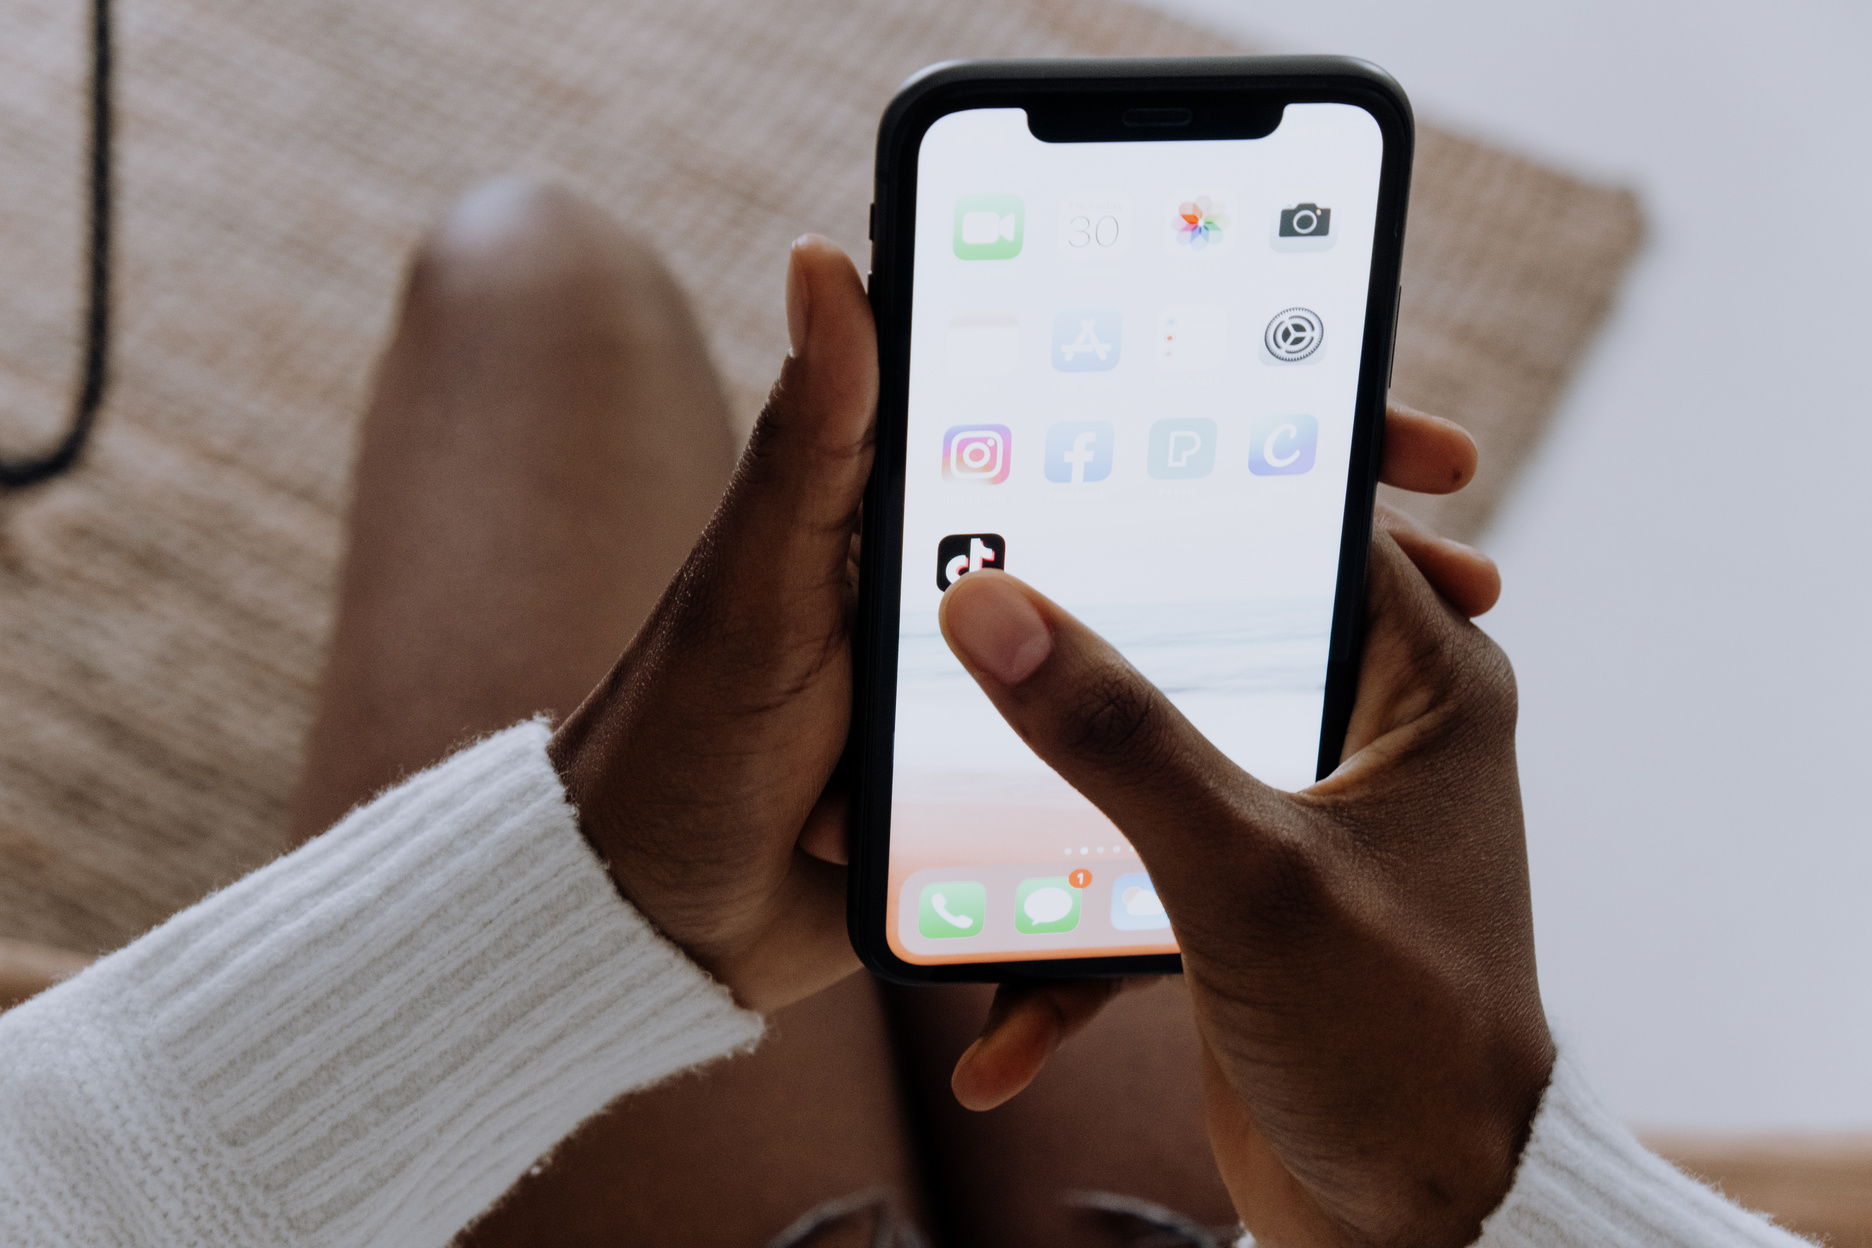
936 533 1004 590
1148 418 1217 480
1044 421 1114 484
943 424 1011 484
1015 877 1080 934
1263 308 1324 362
1110 872 1170 931
1171 195 1230 251
1272 201 1336 252
1052 309 1121 371
1156 305 1227 371
919 881 987 939
1249 414 1319 476
946 311 1019 377
953 194 1024 260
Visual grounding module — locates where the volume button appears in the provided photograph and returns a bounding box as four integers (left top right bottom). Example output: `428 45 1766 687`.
869 202 876 240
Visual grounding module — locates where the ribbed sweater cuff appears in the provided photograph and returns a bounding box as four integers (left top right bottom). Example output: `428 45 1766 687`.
1477 1049 1811 1247
0 720 763 1247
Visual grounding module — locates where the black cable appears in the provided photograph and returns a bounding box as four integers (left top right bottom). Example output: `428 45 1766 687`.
0 0 111 489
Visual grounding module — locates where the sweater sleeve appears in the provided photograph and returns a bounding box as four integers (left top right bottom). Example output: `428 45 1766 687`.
0 720 765 1247
1476 1049 1812 1247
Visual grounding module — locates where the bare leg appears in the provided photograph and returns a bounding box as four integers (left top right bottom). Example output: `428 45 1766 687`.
292 179 923 1246
886 979 1237 1246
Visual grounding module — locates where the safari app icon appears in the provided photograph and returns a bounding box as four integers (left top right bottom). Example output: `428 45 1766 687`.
953 194 1024 260
919 881 987 939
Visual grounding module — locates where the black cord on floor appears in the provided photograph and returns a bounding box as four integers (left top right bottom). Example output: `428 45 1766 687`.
0 0 111 489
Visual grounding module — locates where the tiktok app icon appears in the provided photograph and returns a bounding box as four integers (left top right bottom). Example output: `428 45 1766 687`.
936 533 1005 590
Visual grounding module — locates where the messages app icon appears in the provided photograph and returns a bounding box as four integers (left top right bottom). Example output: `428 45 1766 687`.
919 881 986 939
1148 417 1217 479
953 194 1024 260
1015 877 1080 934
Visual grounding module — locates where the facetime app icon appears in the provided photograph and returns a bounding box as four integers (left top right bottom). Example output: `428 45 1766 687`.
1148 417 1217 480
953 194 1024 260
946 311 1019 377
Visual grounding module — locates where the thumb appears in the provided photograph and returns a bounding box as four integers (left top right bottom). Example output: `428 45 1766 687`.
937 571 1290 900
700 235 876 627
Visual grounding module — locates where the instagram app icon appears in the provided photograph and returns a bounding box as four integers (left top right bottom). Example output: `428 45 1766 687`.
943 425 1011 483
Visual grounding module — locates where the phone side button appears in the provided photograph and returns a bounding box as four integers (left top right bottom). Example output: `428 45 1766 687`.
869 202 876 240
1386 285 1402 388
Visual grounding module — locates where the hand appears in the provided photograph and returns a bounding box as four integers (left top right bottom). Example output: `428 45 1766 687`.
548 235 873 1013
940 427 1550 1246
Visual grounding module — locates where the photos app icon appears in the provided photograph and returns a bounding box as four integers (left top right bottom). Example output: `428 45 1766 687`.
943 424 1011 484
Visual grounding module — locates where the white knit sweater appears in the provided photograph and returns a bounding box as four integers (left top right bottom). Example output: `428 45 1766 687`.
0 723 1811 1247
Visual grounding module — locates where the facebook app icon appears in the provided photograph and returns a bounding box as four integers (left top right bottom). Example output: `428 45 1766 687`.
1044 421 1114 483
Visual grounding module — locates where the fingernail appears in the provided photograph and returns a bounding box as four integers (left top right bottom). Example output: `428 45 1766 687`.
945 576 1052 685
785 236 812 355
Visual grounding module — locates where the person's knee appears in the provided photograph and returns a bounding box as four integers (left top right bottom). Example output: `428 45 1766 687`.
403 176 677 327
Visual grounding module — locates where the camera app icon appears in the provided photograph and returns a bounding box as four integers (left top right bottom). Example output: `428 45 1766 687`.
942 424 1012 483
1272 201 1336 252
936 533 1004 590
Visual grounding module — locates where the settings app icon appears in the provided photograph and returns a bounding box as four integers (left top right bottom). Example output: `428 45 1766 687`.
1263 308 1323 362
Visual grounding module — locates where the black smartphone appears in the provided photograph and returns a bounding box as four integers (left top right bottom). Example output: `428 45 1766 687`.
849 57 1413 982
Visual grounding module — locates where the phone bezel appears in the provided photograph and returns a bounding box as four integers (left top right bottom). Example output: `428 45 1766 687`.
849 57 1415 984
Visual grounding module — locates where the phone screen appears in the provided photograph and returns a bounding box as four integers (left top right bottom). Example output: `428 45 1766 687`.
886 103 1387 967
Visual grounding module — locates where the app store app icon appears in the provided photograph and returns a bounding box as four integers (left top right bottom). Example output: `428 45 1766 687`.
1052 309 1121 371
1249 414 1319 476
1044 421 1114 484
918 881 986 939
1148 417 1217 480
953 194 1024 260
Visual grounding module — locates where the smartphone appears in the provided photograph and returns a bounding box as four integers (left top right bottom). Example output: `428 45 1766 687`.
849 57 1413 982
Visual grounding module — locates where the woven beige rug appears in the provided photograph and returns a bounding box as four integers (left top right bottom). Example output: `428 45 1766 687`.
0 0 1642 953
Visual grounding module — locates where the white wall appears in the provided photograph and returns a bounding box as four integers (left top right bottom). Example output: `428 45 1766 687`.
1144 0 1872 1129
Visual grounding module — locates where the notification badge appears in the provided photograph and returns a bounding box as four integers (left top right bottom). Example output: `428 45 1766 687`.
943 424 1012 484
936 533 1005 590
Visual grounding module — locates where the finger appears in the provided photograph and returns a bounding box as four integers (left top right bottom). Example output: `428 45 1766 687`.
704 234 876 603
938 571 1285 892
795 783 849 865
1375 503 1501 617
949 978 1135 1111
1380 399 1477 495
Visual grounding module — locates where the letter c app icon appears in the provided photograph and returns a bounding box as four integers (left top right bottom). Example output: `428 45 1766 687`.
1248 413 1319 476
